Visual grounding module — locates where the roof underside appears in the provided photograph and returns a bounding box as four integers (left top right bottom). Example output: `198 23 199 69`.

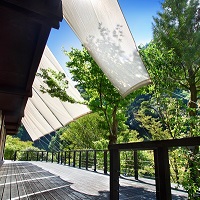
0 0 62 135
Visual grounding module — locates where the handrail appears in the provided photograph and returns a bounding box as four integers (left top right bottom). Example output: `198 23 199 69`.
108 136 200 200
109 136 200 150
13 137 200 200
13 149 109 175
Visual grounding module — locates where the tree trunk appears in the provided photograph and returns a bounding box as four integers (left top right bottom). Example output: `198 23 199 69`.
188 83 197 123
109 106 118 145
188 80 199 197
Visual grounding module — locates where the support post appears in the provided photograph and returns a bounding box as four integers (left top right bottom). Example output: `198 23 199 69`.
37 152 39 161
26 151 29 161
134 150 138 180
14 151 17 161
86 151 88 170
73 151 76 167
46 152 48 162
61 152 63 164
104 150 108 174
51 152 54 163
57 152 60 164
79 151 82 168
64 151 66 165
94 150 97 172
154 147 171 200
110 148 120 200
68 151 71 166
41 151 44 161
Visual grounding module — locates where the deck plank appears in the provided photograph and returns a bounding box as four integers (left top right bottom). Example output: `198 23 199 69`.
0 161 188 200
15 164 29 199
0 163 10 200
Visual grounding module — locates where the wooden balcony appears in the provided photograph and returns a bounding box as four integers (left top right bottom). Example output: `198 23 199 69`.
7 137 200 200
0 160 188 200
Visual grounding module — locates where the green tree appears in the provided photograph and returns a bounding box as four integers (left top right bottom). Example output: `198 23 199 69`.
60 113 109 150
4 136 35 160
152 0 200 135
37 68 75 103
64 47 138 144
138 0 200 197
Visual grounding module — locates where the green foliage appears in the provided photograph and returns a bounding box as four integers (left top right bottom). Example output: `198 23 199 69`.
136 95 200 193
64 47 139 144
93 138 109 150
120 150 155 178
152 0 200 125
117 130 143 144
153 0 200 72
136 95 200 139
37 68 75 103
17 146 41 161
60 113 109 150
139 42 178 93
4 136 34 160
138 1 200 195
181 149 200 199
137 150 155 178
48 127 68 152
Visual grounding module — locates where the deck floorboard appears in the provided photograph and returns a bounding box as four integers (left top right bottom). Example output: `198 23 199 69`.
0 161 187 200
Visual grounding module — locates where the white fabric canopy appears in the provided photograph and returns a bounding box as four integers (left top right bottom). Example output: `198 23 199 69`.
63 0 151 97
22 46 91 141
22 1 151 140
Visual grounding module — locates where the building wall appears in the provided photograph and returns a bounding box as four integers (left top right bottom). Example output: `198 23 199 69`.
0 111 6 161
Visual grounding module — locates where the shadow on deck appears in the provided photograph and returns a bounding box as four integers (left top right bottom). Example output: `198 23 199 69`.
0 161 187 200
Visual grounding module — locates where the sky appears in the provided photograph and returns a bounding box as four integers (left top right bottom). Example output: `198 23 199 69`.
47 0 163 74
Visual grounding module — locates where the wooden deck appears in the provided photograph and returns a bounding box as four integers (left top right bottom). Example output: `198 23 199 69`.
0 161 187 199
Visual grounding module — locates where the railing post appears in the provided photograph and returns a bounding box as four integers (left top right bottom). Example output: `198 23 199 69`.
57 152 60 164
51 152 54 163
134 150 138 180
26 151 29 161
46 152 48 162
37 151 39 161
61 152 63 164
104 150 108 174
79 151 82 168
154 147 171 200
110 148 120 200
94 150 97 172
14 151 17 161
73 151 76 167
41 151 44 161
64 151 67 165
86 150 88 170
68 151 71 166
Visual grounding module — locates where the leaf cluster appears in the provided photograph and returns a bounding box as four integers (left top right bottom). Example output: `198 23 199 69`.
60 113 109 150
37 68 75 103
152 0 200 92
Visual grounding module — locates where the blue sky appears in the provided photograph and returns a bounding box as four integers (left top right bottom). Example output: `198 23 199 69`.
47 0 163 73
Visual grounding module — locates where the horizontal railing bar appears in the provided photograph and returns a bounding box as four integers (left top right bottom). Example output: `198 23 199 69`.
109 136 200 151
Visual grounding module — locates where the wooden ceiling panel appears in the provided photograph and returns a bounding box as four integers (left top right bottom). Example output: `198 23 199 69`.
0 0 62 135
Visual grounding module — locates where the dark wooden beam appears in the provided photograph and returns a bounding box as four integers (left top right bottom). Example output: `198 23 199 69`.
0 87 32 97
0 0 62 29
109 137 200 150
0 0 62 136
3 110 24 118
